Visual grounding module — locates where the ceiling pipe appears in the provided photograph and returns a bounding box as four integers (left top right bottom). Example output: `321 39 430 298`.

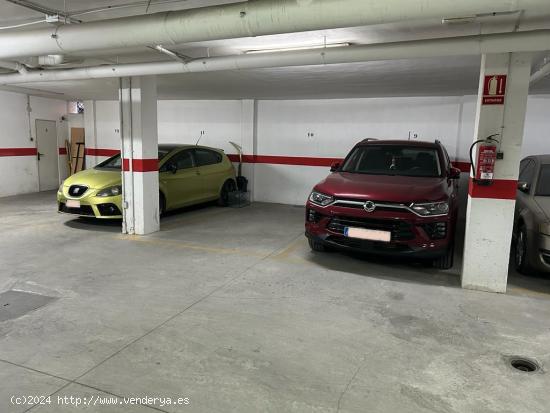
150 45 191 63
530 60 550 85
4 0 82 24
1 30 549 85
0 60 28 74
1 0 550 60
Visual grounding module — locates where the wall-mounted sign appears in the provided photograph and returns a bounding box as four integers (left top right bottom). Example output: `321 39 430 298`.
482 75 507 105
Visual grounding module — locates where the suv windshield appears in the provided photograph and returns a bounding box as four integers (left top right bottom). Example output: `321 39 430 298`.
341 145 442 177
536 165 550 196
95 149 171 170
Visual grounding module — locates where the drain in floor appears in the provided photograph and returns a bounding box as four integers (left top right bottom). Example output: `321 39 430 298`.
508 356 541 373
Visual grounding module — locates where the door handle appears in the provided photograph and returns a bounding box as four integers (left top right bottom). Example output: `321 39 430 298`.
195 170 200 175
37 152 44 160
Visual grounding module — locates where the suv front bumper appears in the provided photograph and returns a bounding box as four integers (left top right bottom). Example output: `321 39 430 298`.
305 201 454 259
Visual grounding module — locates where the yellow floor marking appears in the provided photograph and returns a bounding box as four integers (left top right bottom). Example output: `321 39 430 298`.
271 235 307 260
115 234 266 257
507 285 550 299
160 208 230 231
115 234 550 299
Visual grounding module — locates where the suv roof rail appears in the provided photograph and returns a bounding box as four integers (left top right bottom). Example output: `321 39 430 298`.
360 138 378 143
435 139 441 144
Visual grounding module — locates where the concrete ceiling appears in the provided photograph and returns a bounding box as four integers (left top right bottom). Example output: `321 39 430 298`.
1 0 550 100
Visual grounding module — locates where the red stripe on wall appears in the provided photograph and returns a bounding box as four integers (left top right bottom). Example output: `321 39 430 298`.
122 158 158 172
227 153 473 171
227 154 344 166
85 148 120 157
452 161 471 173
468 178 517 200
0 147 37 157
82 148 473 171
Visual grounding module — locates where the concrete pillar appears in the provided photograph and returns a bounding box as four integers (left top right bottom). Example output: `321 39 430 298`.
461 53 532 293
119 76 160 235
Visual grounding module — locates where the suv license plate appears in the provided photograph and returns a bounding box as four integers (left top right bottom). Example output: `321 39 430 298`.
66 200 80 208
344 227 391 242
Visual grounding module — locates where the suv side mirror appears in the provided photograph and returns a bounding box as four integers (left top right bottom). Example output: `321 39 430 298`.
517 181 530 193
168 163 177 174
330 162 341 172
449 167 461 179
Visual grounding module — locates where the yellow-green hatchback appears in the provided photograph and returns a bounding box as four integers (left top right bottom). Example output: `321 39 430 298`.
57 144 237 219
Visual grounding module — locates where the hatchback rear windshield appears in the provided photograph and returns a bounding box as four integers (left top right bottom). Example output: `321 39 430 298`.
341 145 442 177
536 165 550 196
95 149 171 170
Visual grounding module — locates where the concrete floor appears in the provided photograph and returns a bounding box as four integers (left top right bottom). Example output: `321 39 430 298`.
1 191 550 413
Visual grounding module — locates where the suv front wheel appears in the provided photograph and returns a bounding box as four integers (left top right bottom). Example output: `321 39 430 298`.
308 238 327 252
433 243 454 270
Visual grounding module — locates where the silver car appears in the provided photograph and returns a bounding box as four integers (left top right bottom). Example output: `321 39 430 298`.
513 155 550 273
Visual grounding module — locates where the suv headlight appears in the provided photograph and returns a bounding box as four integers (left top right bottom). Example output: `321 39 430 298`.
540 222 550 236
96 185 122 197
410 201 449 216
309 191 334 206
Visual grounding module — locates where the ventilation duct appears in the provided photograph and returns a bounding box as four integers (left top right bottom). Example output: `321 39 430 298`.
0 0 549 59
1 30 549 85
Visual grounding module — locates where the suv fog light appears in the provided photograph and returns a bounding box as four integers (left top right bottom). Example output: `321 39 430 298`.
307 209 321 223
422 222 447 240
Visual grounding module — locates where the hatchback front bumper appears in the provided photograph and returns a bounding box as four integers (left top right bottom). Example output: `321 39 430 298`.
57 187 122 219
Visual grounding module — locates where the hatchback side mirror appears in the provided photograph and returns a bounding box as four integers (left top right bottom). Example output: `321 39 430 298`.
517 181 530 193
168 163 177 174
449 167 461 179
330 162 341 172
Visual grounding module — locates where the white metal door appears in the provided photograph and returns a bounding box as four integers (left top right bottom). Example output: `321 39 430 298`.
36 119 58 191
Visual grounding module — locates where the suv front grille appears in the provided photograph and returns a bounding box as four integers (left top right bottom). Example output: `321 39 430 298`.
326 235 412 251
327 216 415 241
332 198 412 213
68 185 88 197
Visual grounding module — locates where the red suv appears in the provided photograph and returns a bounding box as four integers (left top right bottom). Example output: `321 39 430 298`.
305 139 461 269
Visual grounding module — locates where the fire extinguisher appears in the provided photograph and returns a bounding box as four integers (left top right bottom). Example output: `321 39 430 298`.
469 134 499 186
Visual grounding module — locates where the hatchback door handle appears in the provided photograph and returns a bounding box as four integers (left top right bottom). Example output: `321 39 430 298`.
195 171 200 175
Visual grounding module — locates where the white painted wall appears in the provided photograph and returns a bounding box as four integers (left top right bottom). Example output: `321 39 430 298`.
83 95 550 206
85 99 255 186
255 97 466 205
0 91 34 197
159 99 255 188
5 94 545 203
523 95 550 157
0 90 67 197
254 95 550 205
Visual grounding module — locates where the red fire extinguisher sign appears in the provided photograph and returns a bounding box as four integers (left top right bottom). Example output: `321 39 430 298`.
482 75 507 105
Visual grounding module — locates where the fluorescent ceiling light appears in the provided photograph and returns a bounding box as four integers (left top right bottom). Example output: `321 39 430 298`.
441 16 476 25
244 42 351 54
